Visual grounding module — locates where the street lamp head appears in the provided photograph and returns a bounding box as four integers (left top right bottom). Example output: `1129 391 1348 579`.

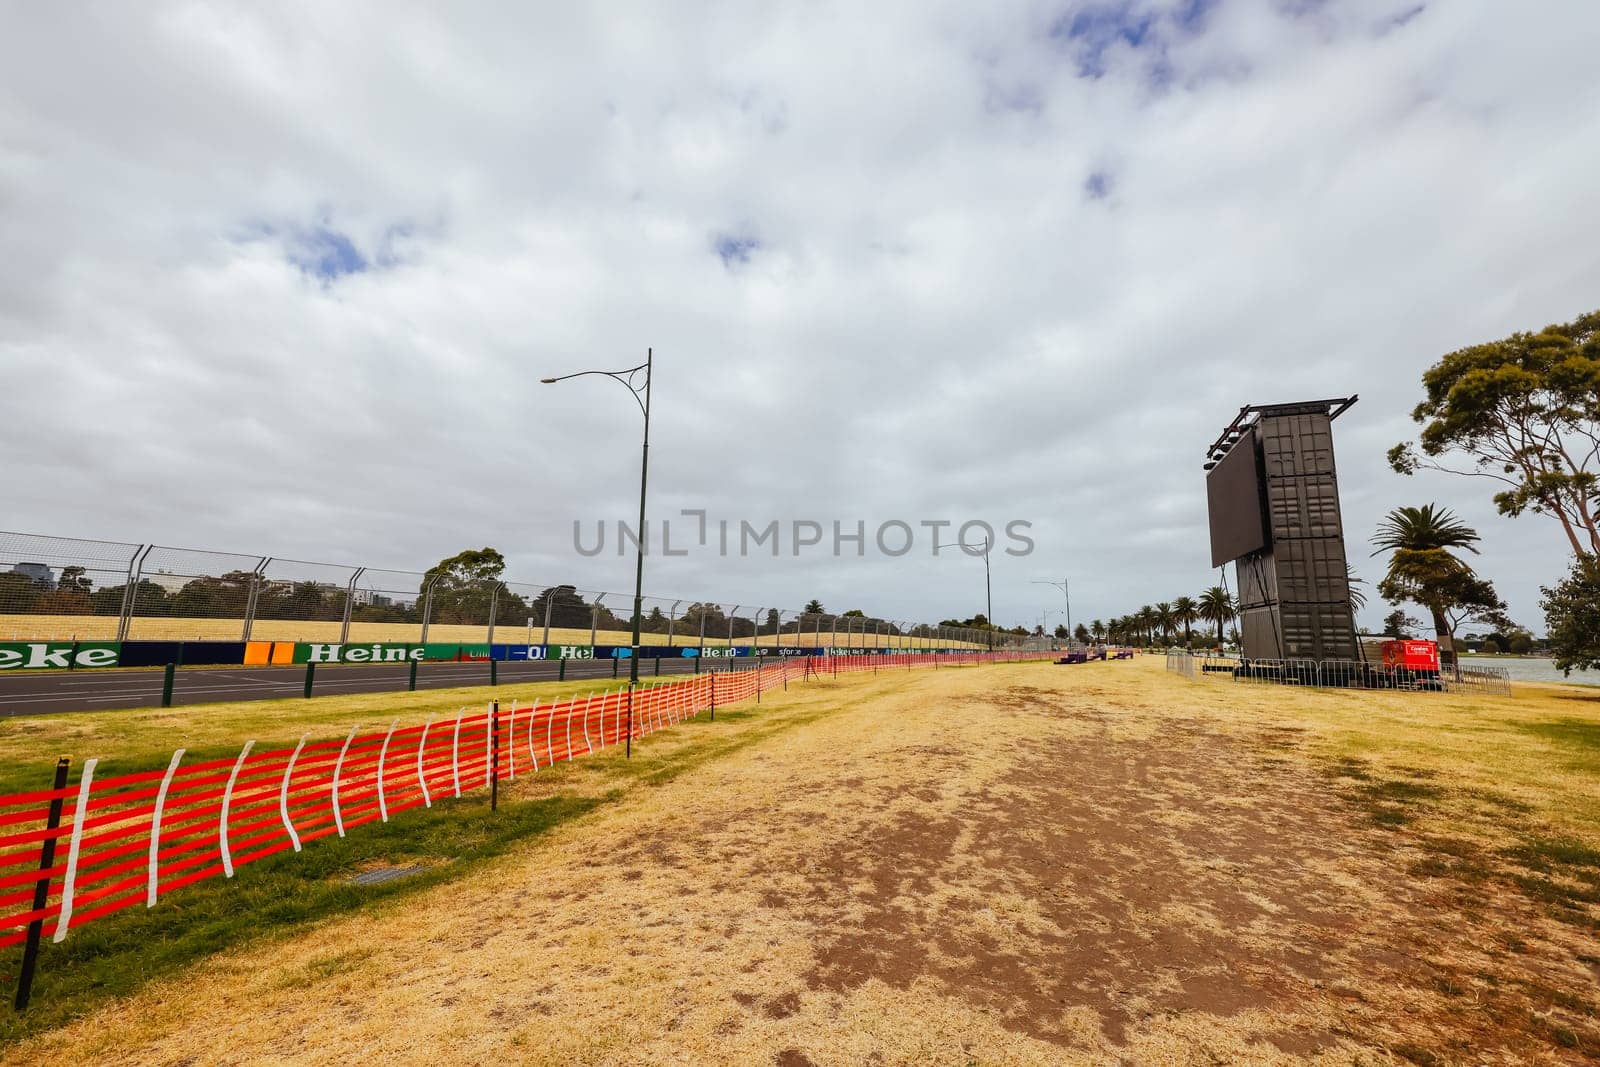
539 377 558 384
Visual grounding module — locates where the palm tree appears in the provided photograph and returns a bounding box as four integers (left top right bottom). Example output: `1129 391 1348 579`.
1373 504 1480 556
1154 602 1175 644
1346 564 1367 614
804 599 824 615
1371 504 1493 666
1172 596 1198 645
1199 586 1233 648
1135 606 1157 646
1090 619 1106 643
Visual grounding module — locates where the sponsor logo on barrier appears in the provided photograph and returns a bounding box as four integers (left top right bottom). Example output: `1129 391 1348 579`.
296 643 426 664
557 645 595 660
0 641 121 670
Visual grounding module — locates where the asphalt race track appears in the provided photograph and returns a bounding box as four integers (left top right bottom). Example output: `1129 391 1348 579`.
0 656 713 717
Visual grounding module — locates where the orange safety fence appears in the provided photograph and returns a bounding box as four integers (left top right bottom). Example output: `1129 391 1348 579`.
0 651 1051 956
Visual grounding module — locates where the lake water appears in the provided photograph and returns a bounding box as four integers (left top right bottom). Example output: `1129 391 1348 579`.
1461 656 1597 687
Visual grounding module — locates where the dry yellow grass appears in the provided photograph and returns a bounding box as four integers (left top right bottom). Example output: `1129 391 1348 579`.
0 614 974 649
8 658 1598 1065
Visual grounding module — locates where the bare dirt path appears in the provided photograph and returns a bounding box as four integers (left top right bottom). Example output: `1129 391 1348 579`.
10 660 1597 1065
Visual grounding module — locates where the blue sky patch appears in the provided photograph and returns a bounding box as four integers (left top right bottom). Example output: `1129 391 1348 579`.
289 226 368 280
714 232 760 267
1173 0 1218 32
1049 1 1216 81
1052 3 1155 76
1379 3 1426 34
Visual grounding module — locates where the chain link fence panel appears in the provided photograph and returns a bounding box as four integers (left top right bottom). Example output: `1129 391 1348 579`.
0 530 1013 654
0 532 145 640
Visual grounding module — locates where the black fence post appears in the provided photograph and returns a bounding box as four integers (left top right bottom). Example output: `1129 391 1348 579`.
303 662 315 699
408 658 418 692
612 657 619 679
558 659 566 682
625 685 634 759
15 757 70 1012
654 656 660 677
490 701 499 811
67 639 79 672
490 659 498 686
694 655 701 675
160 663 175 708
710 669 717 721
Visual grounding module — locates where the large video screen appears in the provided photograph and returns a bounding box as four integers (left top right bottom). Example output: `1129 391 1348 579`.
1207 435 1268 567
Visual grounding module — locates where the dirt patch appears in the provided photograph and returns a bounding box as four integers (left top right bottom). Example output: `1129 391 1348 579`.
788 720 1357 1049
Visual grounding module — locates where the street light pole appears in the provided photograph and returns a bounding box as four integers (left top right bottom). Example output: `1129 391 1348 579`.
542 348 653 757
1038 608 1063 646
1032 577 1071 644
936 535 993 650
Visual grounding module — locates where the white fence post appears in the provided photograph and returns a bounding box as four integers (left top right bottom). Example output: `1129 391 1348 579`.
279 735 307 853
377 720 398 822
333 725 359 838
220 740 256 878
417 715 434 808
507 700 517 779
147 748 184 907
452 708 464 798
548 697 560 766
51 758 97 943
527 701 541 772
565 696 576 760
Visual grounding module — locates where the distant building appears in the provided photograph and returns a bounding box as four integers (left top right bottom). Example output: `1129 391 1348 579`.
9 563 54 586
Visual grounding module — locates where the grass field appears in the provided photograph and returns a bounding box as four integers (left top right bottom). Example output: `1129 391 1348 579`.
3 658 1599 1064
0 614 979 649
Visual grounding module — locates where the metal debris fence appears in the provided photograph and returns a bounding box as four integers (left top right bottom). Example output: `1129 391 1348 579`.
0 531 1025 651
1164 651 1513 697
0 649 1051 1007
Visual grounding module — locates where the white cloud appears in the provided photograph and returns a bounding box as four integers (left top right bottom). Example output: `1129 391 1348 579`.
1 0 1595 632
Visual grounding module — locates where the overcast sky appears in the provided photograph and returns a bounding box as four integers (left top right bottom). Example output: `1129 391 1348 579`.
3 1 1596 633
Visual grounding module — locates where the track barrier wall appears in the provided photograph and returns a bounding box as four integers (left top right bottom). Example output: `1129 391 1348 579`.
0 649 1053 1007
0 640 1006 671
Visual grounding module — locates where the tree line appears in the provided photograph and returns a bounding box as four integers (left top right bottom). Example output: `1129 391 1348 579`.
0 549 958 642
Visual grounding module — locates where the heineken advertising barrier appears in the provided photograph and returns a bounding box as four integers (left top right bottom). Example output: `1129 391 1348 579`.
0 641 123 670
0 639 989 670
287 642 974 664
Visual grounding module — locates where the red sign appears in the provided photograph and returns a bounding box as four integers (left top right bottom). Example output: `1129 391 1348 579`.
1381 639 1439 672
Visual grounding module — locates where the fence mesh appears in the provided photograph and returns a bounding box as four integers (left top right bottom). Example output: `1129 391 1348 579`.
0 530 1039 651
351 569 430 642
0 533 145 641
